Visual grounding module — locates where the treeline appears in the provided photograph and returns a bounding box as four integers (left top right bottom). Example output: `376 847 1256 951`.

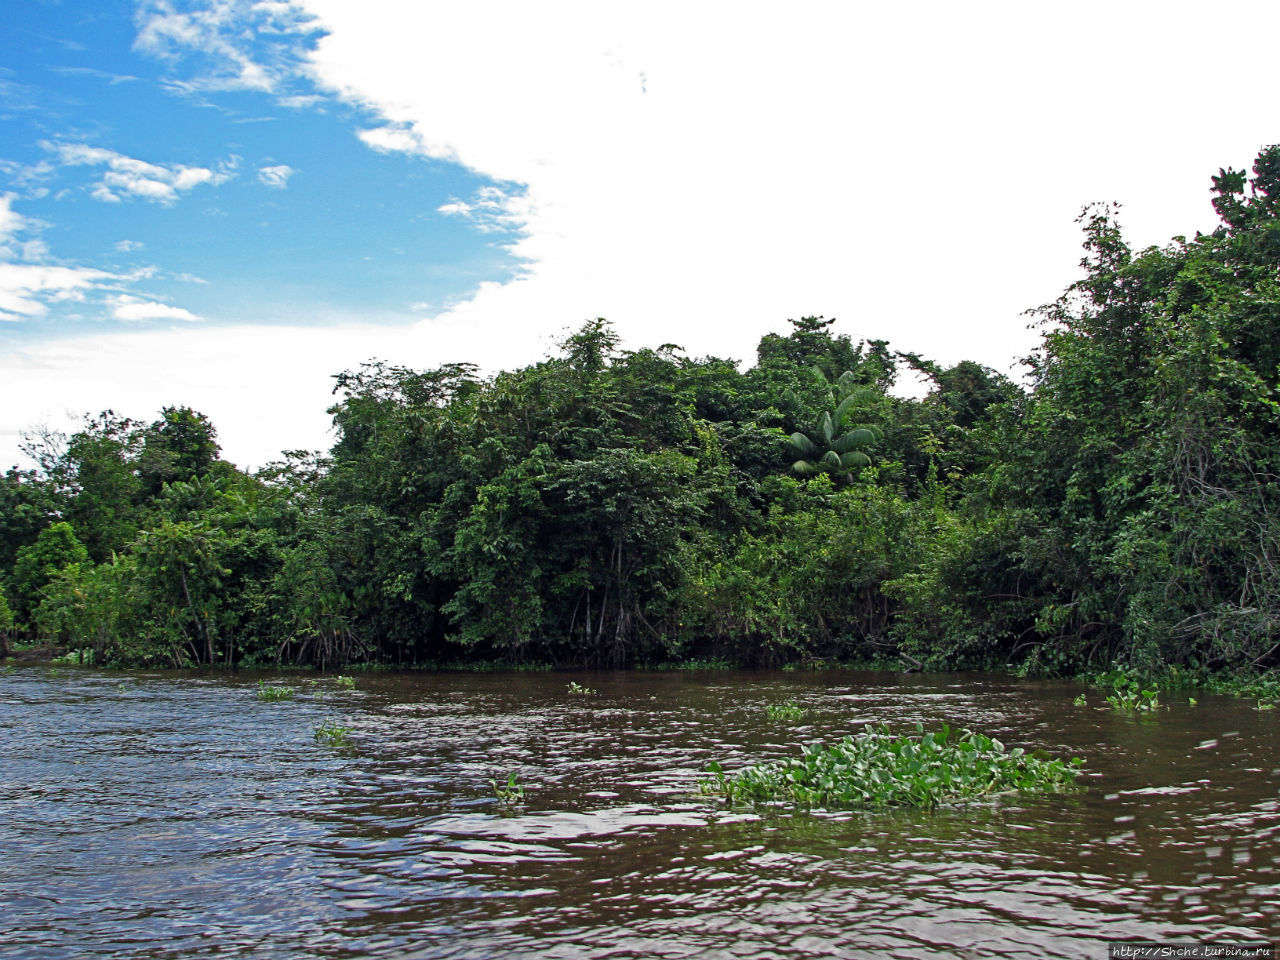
3 146 1279 677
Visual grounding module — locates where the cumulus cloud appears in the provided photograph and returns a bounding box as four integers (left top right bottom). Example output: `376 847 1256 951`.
7 0 1280 473
293 0 1279 379
0 262 113 322
257 163 295 188
43 141 235 204
109 294 203 323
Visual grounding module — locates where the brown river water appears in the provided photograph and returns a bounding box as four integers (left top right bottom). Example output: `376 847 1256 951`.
1 667 1276 958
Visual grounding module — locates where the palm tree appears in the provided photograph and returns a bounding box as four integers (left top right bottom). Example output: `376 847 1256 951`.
789 373 883 482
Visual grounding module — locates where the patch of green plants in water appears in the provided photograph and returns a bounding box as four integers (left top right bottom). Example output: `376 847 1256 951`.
51 648 93 665
1207 673 1280 702
765 699 808 721
394 659 554 673
1073 693 1088 706
490 770 525 806
334 675 356 689
1087 664 1280 704
1105 678 1160 712
642 658 735 672
257 680 296 702
700 723 1083 811
313 720 352 746
566 680 596 695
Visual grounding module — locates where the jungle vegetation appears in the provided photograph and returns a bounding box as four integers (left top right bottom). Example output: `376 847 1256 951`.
4 147 1280 680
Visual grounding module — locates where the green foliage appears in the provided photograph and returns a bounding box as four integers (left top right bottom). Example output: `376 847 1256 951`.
257 680 295 701
10 522 89 625
7 147 1280 681
701 723 1082 811
679 478 927 663
313 719 351 746
566 680 596 695
764 699 807 721
490 770 525 806
1105 679 1160 712
138 406 221 497
0 582 12 657
788 371 884 482
0 467 57 577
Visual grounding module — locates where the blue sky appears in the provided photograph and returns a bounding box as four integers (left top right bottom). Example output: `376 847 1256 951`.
3 1 1278 468
2 0 521 340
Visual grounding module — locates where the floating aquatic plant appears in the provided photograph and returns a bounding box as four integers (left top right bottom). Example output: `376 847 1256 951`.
257 680 295 702
765 699 808 721
701 723 1082 811
566 681 595 695
1105 678 1159 712
490 770 525 806
313 720 351 746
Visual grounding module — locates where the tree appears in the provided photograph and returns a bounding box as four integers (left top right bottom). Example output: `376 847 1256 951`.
138 406 220 496
10 522 90 628
788 372 883 482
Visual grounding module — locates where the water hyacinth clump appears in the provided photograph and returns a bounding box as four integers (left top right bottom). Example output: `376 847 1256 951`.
257 680 295 702
702 723 1083 811
313 720 352 746
1105 678 1159 712
765 699 808 721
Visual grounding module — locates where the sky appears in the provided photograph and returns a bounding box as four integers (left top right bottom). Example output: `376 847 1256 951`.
2 0 1278 470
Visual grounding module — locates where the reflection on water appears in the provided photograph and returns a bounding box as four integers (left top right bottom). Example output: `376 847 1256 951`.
1 668 1276 958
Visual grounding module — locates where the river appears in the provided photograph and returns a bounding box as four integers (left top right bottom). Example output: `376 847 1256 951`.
1 667 1276 958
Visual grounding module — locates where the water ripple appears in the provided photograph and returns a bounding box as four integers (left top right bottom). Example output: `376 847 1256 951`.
1 667 1277 957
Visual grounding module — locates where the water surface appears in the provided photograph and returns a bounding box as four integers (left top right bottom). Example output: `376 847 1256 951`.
1 668 1276 958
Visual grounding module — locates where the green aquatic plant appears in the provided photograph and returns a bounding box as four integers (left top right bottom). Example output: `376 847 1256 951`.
1105 678 1159 712
51 649 94 666
1208 673 1280 702
765 699 808 721
700 723 1082 811
490 771 525 806
313 720 351 746
257 680 296 702
334 675 356 689
1073 693 1087 706
566 681 596 695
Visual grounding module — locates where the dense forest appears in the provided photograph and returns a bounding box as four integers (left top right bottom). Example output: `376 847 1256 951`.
3 147 1280 677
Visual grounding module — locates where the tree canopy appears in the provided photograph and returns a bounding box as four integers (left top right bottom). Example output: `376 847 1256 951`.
4 146 1279 679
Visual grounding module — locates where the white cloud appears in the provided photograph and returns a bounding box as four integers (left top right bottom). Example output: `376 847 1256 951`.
437 185 528 235
257 163 295 188
109 294 203 323
44 141 235 204
0 262 113 321
5 1 1280 472
132 0 322 95
0 321 526 469
115 239 145 253
0 195 51 262
0 194 27 248
293 0 1280 380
